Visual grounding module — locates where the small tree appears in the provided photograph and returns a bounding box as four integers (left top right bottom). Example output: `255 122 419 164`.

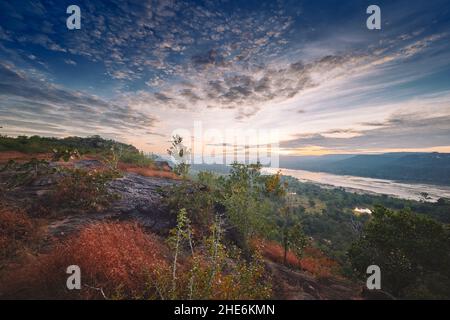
278 193 308 265
265 173 307 264
167 135 190 178
167 208 193 299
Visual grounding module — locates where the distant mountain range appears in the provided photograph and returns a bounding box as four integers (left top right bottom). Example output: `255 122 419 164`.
279 152 450 186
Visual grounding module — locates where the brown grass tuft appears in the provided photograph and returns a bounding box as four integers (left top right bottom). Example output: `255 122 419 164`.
0 205 42 264
118 163 179 180
254 239 339 278
0 151 50 164
1 222 169 299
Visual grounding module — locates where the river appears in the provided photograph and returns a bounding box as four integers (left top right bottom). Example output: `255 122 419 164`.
262 168 450 202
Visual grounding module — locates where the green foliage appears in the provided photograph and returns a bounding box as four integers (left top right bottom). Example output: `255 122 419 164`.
49 168 121 213
163 181 217 229
165 163 301 252
158 208 271 300
281 175 450 270
348 206 450 298
277 199 308 264
0 135 138 155
119 150 155 167
222 162 277 248
167 208 194 298
102 144 155 170
262 173 308 262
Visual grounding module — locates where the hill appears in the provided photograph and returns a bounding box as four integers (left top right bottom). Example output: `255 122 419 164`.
280 153 450 186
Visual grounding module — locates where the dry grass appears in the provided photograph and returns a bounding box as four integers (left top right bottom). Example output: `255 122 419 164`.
254 239 339 279
0 222 170 299
0 151 50 164
0 205 43 265
1 221 271 300
300 247 340 278
253 239 301 268
118 163 179 180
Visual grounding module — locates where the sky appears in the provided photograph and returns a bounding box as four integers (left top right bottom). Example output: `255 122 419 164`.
1 0 450 159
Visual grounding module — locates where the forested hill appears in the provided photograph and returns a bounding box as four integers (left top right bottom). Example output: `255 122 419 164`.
279 152 450 186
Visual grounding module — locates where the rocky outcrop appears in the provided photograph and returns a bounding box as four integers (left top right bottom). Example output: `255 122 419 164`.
1 159 180 237
107 173 179 230
47 172 180 237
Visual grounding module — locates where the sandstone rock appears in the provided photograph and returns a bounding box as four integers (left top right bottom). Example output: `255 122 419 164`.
107 173 180 231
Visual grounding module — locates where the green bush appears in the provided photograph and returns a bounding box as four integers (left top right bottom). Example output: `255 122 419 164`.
164 163 286 251
348 206 450 298
119 150 155 167
48 168 121 213
0 135 139 156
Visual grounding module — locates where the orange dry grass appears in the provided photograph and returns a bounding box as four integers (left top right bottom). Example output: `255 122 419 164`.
254 239 301 268
0 206 40 262
1 222 170 299
118 163 179 180
0 151 50 163
299 247 339 278
254 239 339 278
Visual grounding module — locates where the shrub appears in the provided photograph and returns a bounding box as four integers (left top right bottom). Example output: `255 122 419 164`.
254 239 301 268
255 239 339 278
1 222 170 299
157 210 272 300
119 151 155 167
0 135 138 156
163 182 217 232
167 135 191 177
1 219 271 300
0 206 41 267
48 168 120 213
348 206 450 298
179 252 271 300
165 163 284 250
300 247 339 279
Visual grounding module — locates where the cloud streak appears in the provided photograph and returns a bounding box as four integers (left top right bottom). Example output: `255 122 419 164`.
281 94 450 152
0 62 157 139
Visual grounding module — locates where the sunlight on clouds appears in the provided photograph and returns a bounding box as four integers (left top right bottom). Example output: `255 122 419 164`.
1 0 450 156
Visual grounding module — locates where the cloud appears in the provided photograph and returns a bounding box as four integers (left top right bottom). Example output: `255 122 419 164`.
281 104 450 151
0 62 157 138
64 59 77 66
116 24 448 120
123 53 364 120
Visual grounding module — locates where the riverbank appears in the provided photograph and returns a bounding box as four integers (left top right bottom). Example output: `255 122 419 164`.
262 168 450 202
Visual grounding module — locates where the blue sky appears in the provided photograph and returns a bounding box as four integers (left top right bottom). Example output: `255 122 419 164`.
1 0 450 155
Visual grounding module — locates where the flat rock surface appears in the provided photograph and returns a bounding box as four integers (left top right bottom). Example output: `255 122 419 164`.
47 173 180 236
1 159 180 237
107 173 179 229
